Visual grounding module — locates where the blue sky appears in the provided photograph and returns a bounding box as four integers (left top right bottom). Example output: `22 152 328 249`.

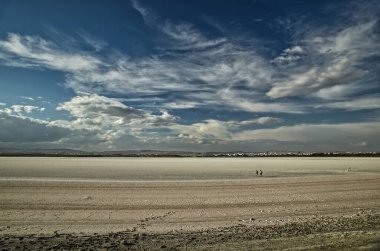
0 0 379 151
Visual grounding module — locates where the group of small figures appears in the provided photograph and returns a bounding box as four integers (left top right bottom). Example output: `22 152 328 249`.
256 170 263 176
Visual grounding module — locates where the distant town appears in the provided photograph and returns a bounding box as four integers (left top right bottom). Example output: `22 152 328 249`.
0 148 379 157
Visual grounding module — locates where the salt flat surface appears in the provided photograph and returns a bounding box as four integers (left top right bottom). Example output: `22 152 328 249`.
0 173 379 237
0 157 379 249
0 157 379 181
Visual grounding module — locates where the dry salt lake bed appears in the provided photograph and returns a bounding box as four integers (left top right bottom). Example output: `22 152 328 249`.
0 157 379 250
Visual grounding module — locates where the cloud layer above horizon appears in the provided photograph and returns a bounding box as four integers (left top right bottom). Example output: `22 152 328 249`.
0 0 379 151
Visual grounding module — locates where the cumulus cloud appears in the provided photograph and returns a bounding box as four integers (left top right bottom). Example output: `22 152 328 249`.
169 117 284 144
57 94 177 125
171 119 232 144
9 105 45 114
53 93 178 142
271 45 304 64
57 94 146 123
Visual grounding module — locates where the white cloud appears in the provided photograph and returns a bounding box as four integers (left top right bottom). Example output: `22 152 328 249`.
272 45 304 64
232 100 305 113
269 13 380 100
170 119 232 143
285 46 304 54
169 117 284 144
0 4 313 115
2 16 375 117
1 97 379 150
313 20 379 54
21 96 34 101
54 94 177 142
161 21 227 50
57 94 146 122
0 33 101 72
132 0 227 51
268 57 365 98
165 101 202 109
315 96 380 111
131 0 154 26
10 105 45 114
313 84 364 100
61 39 276 113
79 31 107 51
239 117 283 126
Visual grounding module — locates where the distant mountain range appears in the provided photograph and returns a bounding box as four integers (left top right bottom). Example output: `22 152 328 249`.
0 148 378 157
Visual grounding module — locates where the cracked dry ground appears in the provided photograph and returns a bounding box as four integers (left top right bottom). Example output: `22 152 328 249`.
0 173 379 250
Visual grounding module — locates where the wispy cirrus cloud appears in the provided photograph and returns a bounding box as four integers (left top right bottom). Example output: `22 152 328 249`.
1 1 377 116
0 33 101 72
160 21 227 51
315 96 380 111
132 0 227 51
268 16 380 100
63 36 278 112
131 0 155 26
268 57 366 99
239 117 283 126
0 33 276 113
78 30 108 52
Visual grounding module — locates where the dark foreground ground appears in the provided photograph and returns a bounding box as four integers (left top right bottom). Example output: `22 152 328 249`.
1 210 379 250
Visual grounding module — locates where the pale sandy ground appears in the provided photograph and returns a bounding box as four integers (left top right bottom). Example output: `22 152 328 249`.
0 157 379 250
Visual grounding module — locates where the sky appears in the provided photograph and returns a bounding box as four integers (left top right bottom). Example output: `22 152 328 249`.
0 0 379 152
